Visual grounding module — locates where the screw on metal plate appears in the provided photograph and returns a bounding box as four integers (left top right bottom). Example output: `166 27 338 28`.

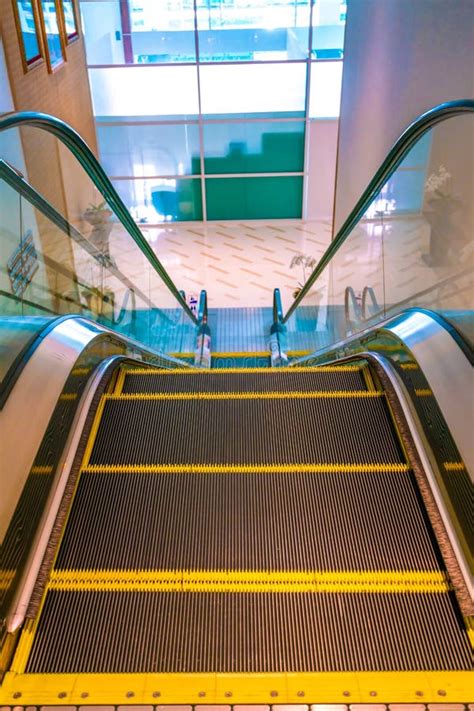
126 690 135 698
81 691 90 699
438 690 447 697
270 690 279 698
297 690 305 697
12 692 22 699
370 691 378 697
343 690 351 697
224 691 233 698
415 691 424 697
198 691 206 698
153 691 161 698
58 691 67 699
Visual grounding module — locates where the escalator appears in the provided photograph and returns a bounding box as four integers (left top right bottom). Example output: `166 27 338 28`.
0 103 473 706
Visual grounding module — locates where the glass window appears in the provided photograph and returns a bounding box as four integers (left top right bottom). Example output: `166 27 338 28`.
129 0 196 63
97 122 201 177
13 0 42 69
205 176 303 219
59 0 79 42
308 60 342 118
311 0 346 58
38 0 65 71
89 66 200 118
112 177 203 222
200 62 307 117
203 120 305 173
196 0 311 62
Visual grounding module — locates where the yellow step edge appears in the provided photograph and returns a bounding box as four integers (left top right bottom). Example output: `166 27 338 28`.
104 390 382 401
0 569 16 590
30 465 53 475
82 463 410 475
400 362 419 370
124 365 362 374
48 568 450 594
414 388 433 397
58 393 77 401
0 670 471 705
444 462 466 471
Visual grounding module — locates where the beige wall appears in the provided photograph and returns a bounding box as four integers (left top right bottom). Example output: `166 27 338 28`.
334 0 474 234
305 119 339 222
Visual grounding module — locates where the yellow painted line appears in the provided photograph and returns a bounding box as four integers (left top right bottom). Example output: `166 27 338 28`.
9 618 36 674
415 388 433 397
114 366 126 395
30 465 53 475
82 463 410 474
0 570 16 590
0 670 471 704
400 363 419 370
124 365 361 374
444 462 466 472
81 395 107 468
466 616 474 647
49 569 450 594
59 393 77 401
212 351 269 357
104 390 382 401
71 367 91 376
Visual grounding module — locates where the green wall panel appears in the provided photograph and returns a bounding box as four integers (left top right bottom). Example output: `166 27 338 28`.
202 121 305 174
205 176 303 220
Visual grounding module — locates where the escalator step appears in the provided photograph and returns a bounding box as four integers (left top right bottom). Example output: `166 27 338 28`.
88 395 405 466
122 367 368 394
26 589 471 673
54 471 442 572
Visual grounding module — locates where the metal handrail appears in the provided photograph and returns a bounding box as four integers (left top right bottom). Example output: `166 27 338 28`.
0 111 198 324
283 99 474 323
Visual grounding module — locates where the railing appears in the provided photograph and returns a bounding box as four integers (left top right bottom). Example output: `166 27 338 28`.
281 99 474 352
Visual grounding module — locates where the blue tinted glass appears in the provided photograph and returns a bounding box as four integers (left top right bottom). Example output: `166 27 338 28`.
40 0 63 67
97 122 200 176
16 0 41 64
197 0 311 61
311 0 346 57
61 0 78 37
113 178 203 222
203 121 305 174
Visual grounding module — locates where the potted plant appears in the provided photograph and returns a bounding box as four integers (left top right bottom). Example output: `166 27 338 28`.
83 200 114 262
289 253 317 299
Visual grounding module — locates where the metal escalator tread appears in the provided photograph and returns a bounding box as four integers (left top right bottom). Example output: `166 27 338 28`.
89 395 405 466
121 367 368 393
26 589 471 673
54 471 443 572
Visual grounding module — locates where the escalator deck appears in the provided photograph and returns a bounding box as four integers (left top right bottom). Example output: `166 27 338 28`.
1 364 472 705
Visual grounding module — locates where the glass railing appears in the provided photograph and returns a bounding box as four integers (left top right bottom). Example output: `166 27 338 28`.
282 100 474 353
0 112 198 390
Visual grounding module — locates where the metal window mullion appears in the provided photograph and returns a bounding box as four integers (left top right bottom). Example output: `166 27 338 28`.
193 0 207 222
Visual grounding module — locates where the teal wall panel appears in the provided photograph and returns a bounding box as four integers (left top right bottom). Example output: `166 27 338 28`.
206 176 303 220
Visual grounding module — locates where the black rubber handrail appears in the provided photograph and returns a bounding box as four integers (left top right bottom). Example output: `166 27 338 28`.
0 111 198 324
283 99 474 323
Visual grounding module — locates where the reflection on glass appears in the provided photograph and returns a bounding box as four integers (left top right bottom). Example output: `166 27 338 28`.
200 62 306 116
60 0 78 40
39 0 64 69
287 113 474 353
311 0 346 58
112 177 203 222
15 0 41 65
196 0 311 61
205 176 303 219
203 121 305 173
96 122 200 177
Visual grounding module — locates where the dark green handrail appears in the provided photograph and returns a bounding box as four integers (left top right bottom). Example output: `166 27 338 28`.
283 99 474 323
0 111 198 324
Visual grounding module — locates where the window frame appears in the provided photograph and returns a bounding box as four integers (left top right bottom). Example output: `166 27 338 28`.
36 0 67 72
57 0 80 45
11 0 44 73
